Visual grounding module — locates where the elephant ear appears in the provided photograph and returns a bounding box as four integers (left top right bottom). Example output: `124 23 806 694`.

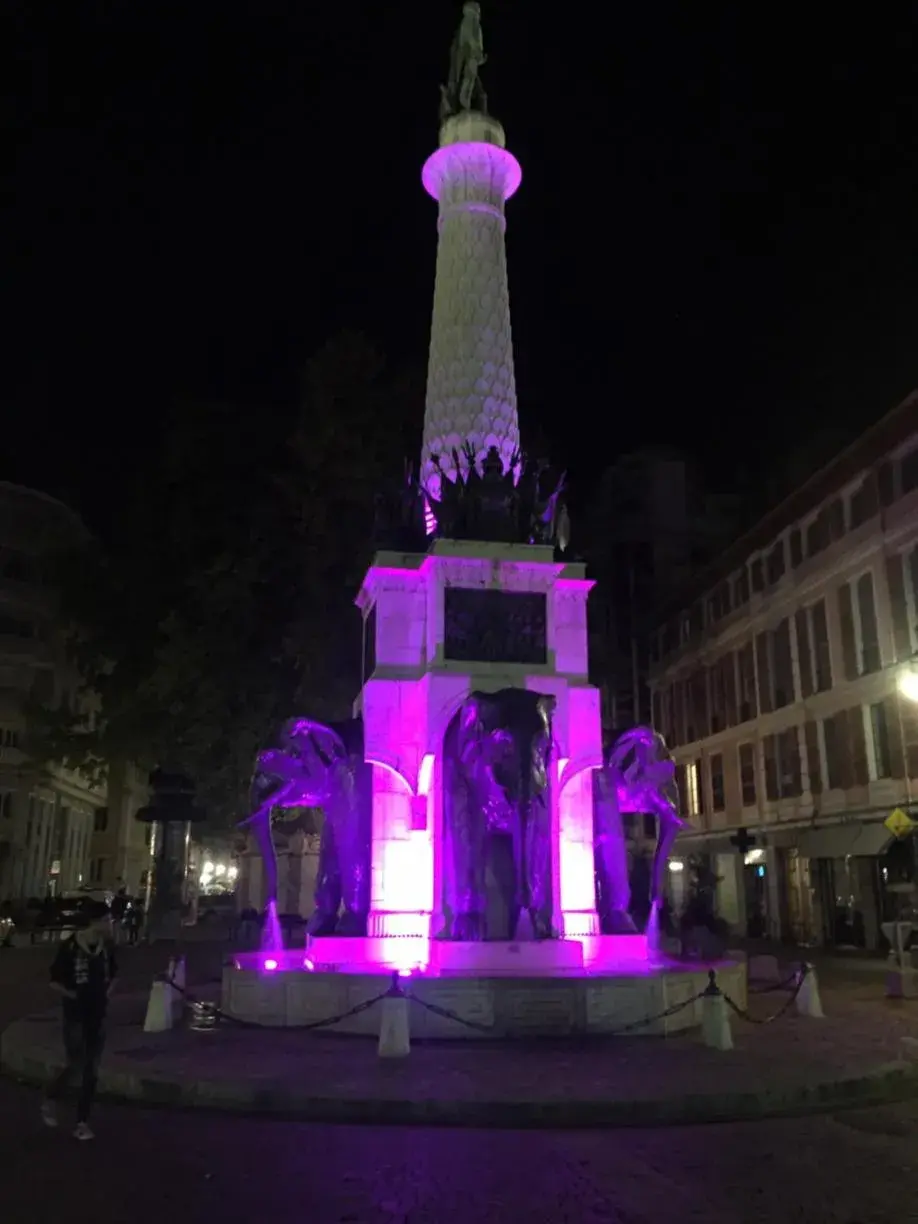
283 718 347 768
457 696 486 766
535 694 557 729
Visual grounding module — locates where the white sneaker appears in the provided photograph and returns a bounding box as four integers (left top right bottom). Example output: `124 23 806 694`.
40 1101 58 1128
73 1122 94 1141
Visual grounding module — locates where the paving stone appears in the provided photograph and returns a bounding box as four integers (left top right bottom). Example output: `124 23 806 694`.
4 944 918 1222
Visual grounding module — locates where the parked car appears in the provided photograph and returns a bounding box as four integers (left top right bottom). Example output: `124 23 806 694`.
0 915 14 947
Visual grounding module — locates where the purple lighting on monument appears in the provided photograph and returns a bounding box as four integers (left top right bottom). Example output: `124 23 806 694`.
261 899 283 955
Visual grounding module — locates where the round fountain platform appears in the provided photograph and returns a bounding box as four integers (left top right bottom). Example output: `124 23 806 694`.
224 937 747 1039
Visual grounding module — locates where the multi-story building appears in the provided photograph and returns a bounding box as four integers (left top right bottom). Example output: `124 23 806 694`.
587 448 740 732
0 483 150 904
648 394 918 950
85 760 152 897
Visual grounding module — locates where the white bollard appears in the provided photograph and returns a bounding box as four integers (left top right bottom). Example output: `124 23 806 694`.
701 971 733 1051
143 978 175 1033
378 974 411 1059
795 963 824 1018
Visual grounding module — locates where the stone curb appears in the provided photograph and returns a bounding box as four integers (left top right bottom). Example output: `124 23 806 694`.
4 1015 918 1128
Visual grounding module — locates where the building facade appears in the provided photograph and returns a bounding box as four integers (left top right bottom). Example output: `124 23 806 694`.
648 395 918 949
0 483 150 904
85 760 152 897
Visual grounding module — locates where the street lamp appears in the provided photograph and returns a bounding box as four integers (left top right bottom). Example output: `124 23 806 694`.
898 668 918 705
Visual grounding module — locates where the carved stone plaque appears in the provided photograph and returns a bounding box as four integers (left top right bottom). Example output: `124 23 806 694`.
443 588 547 665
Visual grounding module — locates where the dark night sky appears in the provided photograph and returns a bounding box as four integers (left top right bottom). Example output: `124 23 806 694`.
6 3 918 531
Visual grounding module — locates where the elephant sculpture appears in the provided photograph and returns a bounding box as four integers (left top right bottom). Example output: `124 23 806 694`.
240 717 372 937
443 687 556 941
593 727 687 933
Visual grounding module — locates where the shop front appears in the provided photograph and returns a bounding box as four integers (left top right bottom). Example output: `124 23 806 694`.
795 820 898 952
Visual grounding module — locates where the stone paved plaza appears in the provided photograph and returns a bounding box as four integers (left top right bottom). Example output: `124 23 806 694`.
3 941 918 1222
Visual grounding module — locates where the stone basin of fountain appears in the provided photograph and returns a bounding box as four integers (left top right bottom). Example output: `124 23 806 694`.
223 936 747 1038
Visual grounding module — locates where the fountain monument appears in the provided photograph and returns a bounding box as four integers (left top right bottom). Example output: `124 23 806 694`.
227 5 746 1036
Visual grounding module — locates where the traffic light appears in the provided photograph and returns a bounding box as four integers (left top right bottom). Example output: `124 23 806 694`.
729 829 756 855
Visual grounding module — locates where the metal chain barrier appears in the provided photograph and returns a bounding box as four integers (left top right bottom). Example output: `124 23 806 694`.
722 964 807 1025
748 971 802 996
163 960 811 1038
164 974 391 1033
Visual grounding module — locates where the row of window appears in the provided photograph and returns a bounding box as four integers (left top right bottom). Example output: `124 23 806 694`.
679 697 905 818
654 547 918 748
655 438 918 661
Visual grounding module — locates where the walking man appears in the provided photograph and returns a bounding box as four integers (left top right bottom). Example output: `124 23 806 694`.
41 900 117 1140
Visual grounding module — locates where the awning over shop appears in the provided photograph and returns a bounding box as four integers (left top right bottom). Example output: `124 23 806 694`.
674 820 900 860
796 821 894 860
673 830 738 856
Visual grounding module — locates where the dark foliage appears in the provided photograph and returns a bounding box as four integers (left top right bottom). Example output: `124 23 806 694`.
32 333 422 827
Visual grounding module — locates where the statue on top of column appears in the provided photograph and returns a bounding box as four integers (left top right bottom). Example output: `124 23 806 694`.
440 2 488 120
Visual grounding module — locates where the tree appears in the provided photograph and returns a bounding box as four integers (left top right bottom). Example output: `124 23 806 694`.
32 332 421 828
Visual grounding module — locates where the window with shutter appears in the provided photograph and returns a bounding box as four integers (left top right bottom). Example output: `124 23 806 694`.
850 474 879 528
676 763 689 813
907 547 918 655
710 753 725 811
806 508 831 558
755 633 773 714
811 599 833 692
738 641 757 721
828 498 846 541
885 695 906 779
772 619 795 708
847 706 869 787
763 735 779 802
823 714 844 789
723 652 737 727
766 541 786 586
738 743 756 806
804 722 822 794
886 553 912 661
856 572 881 674
878 460 896 507
694 758 705 815
777 728 802 798
865 702 892 779
796 609 814 698
902 446 918 495
837 583 858 680
709 662 724 733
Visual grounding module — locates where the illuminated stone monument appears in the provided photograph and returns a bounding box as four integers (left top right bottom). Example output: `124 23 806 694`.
225 6 744 1034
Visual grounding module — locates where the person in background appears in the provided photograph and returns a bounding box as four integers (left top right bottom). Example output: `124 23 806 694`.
110 887 128 943
41 900 117 1140
125 899 143 945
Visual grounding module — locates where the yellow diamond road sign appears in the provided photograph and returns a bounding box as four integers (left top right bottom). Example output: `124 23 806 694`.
885 807 917 839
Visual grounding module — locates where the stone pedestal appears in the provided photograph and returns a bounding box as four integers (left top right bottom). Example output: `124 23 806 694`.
356 541 603 953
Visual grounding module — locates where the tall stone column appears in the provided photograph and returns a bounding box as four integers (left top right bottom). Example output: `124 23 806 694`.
420 111 522 503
